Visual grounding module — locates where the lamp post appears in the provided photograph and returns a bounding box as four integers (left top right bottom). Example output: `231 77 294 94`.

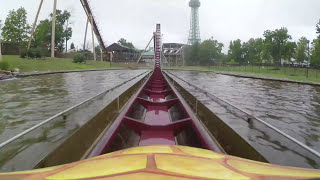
307 40 310 79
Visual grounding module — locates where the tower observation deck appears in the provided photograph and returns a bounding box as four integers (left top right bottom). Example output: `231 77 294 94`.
188 0 201 45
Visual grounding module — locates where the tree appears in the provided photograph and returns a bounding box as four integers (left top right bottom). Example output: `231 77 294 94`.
242 38 264 63
228 39 244 64
198 37 223 65
282 41 296 62
61 11 72 53
1 7 31 44
295 37 308 63
317 20 320 39
260 40 273 63
118 38 135 49
0 20 2 61
70 42 75 50
185 42 200 66
311 39 320 66
95 46 101 54
34 19 51 49
263 27 292 64
311 21 320 67
33 10 72 52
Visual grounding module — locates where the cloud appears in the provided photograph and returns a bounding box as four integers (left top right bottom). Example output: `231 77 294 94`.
1 0 319 52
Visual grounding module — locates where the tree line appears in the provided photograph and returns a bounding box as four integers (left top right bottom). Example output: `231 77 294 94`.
0 7 73 54
185 21 320 67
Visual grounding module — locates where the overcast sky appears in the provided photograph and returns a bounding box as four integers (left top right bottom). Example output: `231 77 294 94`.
1 0 320 52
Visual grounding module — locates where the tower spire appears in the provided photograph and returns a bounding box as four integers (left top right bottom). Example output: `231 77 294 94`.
188 0 201 45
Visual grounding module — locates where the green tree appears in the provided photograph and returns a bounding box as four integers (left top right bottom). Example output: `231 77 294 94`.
70 42 75 50
263 28 292 64
311 21 320 66
311 39 320 66
198 37 223 65
118 38 135 49
185 42 200 66
317 20 320 39
242 38 264 63
95 45 101 54
295 37 308 63
34 19 51 49
282 41 296 62
1 7 30 44
228 39 244 64
33 10 72 52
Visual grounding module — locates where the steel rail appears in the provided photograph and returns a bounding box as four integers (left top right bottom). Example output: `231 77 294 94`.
0 71 149 149
80 0 107 54
165 70 320 158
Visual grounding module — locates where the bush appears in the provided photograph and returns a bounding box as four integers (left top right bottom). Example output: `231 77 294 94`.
0 61 10 71
27 49 35 58
227 59 239 65
24 48 43 59
33 48 42 58
20 50 27 58
73 55 85 63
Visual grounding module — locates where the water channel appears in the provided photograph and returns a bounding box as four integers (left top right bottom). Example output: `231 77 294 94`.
0 70 148 144
1 69 320 170
167 70 320 153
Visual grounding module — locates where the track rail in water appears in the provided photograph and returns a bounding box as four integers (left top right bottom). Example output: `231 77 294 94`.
88 24 223 157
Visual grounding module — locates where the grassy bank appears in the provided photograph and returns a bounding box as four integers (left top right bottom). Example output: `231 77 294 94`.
165 65 320 83
1 55 128 72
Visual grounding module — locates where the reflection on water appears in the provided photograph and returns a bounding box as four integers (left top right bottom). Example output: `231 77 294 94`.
0 70 147 144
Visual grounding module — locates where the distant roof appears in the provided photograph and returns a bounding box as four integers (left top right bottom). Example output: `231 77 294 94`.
162 43 186 49
106 43 139 52
142 50 154 56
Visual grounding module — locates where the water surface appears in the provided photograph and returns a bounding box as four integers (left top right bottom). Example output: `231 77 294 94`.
0 70 147 144
167 70 320 152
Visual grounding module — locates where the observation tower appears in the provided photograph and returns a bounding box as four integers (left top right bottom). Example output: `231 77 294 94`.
188 0 201 45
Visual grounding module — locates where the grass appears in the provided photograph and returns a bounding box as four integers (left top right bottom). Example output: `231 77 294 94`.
164 65 320 83
1 55 132 72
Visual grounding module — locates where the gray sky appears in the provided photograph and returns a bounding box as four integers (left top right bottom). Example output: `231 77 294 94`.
1 0 320 52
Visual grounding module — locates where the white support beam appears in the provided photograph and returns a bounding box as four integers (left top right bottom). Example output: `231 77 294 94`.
137 35 154 63
83 18 89 51
28 0 44 50
51 0 57 58
90 15 96 61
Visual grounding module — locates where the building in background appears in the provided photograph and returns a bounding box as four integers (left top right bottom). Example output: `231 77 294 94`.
139 48 155 66
162 43 186 66
106 43 140 62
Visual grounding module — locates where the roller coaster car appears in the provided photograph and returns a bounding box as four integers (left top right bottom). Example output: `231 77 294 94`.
1 145 320 180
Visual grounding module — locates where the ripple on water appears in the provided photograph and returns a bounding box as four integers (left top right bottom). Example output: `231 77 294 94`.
168 70 320 152
0 70 148 144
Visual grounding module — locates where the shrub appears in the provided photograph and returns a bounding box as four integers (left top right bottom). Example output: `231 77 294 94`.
20 50 27 58
33 48 42 58
73 55 85 63
0 61 10 71
27 49 35 58
227 59 238 65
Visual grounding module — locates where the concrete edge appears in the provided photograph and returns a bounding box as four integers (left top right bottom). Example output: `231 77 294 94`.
163 68 320 87
16 68 126 77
